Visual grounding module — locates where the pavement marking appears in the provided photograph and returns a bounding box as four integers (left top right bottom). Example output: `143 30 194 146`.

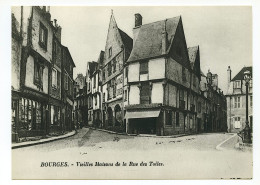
216 134 237 151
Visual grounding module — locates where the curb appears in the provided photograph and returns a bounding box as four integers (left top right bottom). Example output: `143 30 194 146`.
12 130 77 149
89 127 127 136
88 127 216 139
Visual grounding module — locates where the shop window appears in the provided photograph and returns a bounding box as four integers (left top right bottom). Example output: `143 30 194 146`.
39 22 48 50
165 111 173 126
20 98 41 131
140 61 148 74
51 105 60 126
176 112 180 127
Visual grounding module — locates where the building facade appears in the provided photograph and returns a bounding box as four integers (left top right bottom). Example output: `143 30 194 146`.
101 12 133 132
11 6 76 141
226 66 253 133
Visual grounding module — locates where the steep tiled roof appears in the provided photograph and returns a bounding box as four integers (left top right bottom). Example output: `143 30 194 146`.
231 66 252 81
188 46 199 69
88 61 98 76
127 16 181 62
118 28 133 54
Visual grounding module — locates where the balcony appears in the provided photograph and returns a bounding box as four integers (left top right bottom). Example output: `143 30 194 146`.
179 100 185 110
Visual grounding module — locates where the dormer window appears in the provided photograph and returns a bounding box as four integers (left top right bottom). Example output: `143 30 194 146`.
234 80 241 89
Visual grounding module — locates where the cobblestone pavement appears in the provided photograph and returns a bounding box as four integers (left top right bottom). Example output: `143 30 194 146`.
12 128 252 180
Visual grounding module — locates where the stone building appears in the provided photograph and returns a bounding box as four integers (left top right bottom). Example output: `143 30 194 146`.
86 61 98 126
11 13 23 141
74 73 86 128
125 15 202 135
11 6 76 141
226 66 253 133
92 51 105 128
101 12 133 132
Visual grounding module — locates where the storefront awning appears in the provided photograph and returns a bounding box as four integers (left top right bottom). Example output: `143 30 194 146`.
125 110 160 119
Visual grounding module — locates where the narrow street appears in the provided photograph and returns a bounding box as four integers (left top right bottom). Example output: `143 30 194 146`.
12 128 252 180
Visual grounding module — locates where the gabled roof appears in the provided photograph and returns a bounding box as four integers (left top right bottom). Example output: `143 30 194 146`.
231 66 252 81
127 16 181 63
97 50 105 67
62 46 76 67
188 46 199 69
88 61 98 77
118 28 133 54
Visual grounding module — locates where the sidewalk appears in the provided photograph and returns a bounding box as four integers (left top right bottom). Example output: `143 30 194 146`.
12 130 77 149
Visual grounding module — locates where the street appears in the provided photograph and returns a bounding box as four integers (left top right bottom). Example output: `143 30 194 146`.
12 128 252 180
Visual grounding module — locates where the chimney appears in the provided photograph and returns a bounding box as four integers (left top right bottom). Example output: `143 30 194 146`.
47 6 50 13
162 19 168 54
227 66 232 83
227 66 232 92
135 13 142 27
54 19 57 27
133 13 142 46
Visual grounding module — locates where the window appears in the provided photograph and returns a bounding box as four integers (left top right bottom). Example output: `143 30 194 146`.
234 80 241 89
108 62 112 76
125 66 128 78
198 102 201 113
249 80 252 88
95 96 97 105
50 105 60 126
234 96 241 108
124 90 127 101
113 59 116 73
103 71 106 80
65 74 68 90
234 117 241 129
109 47 112 58
165 111 173 126
112 78 117 98
176 112 180 127
52 69 57 88
140 61 148 74
193 75 196 87
34 61 43 88
39 22 48 49
140 82 150 104
103 93 106 102
93 75 96 88
250 96 253 107
182 67 186 82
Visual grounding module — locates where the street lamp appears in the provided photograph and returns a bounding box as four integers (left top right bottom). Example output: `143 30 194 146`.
242 70 252 143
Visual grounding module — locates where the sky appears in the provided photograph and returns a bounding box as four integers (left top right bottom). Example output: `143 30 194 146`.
49 6 252 93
